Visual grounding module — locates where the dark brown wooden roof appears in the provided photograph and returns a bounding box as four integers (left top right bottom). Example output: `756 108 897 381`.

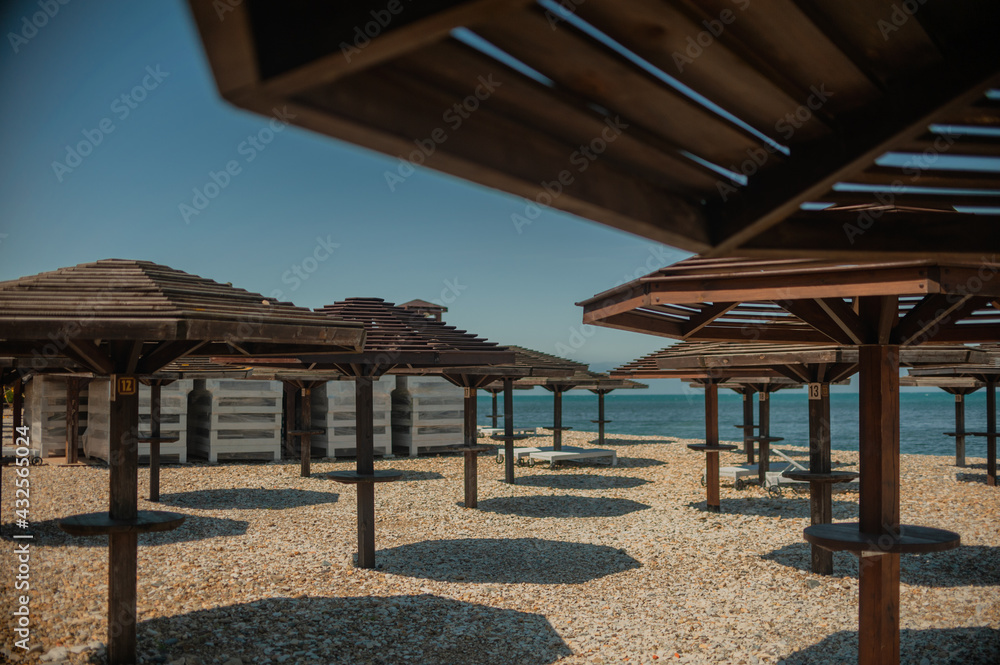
187 1 1000 258
907 343 1000 380
242 298 515 375
580 256 1000 345
399 299 447 313
640 340 985 384
0 259 366 375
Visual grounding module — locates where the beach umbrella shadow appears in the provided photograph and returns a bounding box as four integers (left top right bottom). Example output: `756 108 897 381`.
1 513 248 547
955 472 993 485
476 495 650 518
613 456 667 468
158 487 338 510
138 594 572 665
762 542 1000 587
376 537 640 584
592 437 676 446
777 627 999 664
687 497 857 519
513 474 650 490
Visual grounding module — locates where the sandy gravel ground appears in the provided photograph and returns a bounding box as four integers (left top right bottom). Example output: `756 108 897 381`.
2 431 998 664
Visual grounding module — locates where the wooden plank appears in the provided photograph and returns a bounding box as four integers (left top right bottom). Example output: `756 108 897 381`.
757 390 770 485
685 0 880 113
257 0 534 96
849 165 1000 190
712 66 1000 255
396 39 724 195
282 76 712 249
474 6 773 165
552 389 563 451
574 0 831 142
738 210 1000 259
742 390 755 464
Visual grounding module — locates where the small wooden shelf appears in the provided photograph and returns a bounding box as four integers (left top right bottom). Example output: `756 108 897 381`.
138 437 180 444
746 436 784 443
325 470 403 484
733 424 760 429
441 445 493 453
59 510 186 536
542 426 574 431
804 523 960 554
590 419 612 424
946 431 992 437
687 443 739 452
288 430 325 436
782 470 859 483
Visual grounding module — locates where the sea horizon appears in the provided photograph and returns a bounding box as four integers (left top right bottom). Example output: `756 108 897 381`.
478 391 991 459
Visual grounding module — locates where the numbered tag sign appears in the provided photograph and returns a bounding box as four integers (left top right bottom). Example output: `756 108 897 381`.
808 383 827 400
116 376 137 396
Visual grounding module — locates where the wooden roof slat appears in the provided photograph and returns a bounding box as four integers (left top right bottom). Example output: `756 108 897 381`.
472 6 779 166
572 0 832 143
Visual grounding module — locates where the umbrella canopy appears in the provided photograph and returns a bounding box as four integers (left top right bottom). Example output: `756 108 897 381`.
580 256 1000 665
0 259 366 665
186 1 1000 258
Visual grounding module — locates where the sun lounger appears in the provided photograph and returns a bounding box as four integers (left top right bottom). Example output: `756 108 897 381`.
527 445 617 469
494 446 542 465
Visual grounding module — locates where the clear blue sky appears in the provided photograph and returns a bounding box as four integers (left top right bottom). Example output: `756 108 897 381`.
0 0 704 392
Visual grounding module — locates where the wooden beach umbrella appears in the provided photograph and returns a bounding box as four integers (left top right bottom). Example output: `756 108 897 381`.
907 343 1000 485
228 298 514 569
580 255 1000 664
398 345 579 499
612 354 797 514
650 340 985 575
0 259 365 665
899 375 983 467
187 1 1000 258
512 369 648 450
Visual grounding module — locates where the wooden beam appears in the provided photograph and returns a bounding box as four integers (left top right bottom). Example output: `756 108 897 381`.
258 0 534 97
782 300 857 344
808 381 834 575
893 294 985 345
712 66 1000 255
815 297 867 344
355 376 376 569
64 340 115 375
135 340 206 375
681 302 737 338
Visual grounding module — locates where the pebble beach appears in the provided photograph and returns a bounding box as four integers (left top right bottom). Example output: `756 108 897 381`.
2 431 998 665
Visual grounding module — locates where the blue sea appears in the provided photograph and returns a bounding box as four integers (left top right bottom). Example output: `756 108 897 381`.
477 391 994 458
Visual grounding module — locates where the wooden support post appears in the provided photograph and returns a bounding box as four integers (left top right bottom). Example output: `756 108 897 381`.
705 382 721 513
809 382 833 575
858 345 901 665
987 378 997 487
300 387 312 477
503 378 515 484
490 390 499 427
283 382 296 459
758 391 770 486
553 389 563 451
463 387 478 508
597 391 606 446
743 390 755 464
355 376 376 569
149 382 162 502
108 375 140 665
954 394 966 468
66 378 81 464
12 377 23 432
